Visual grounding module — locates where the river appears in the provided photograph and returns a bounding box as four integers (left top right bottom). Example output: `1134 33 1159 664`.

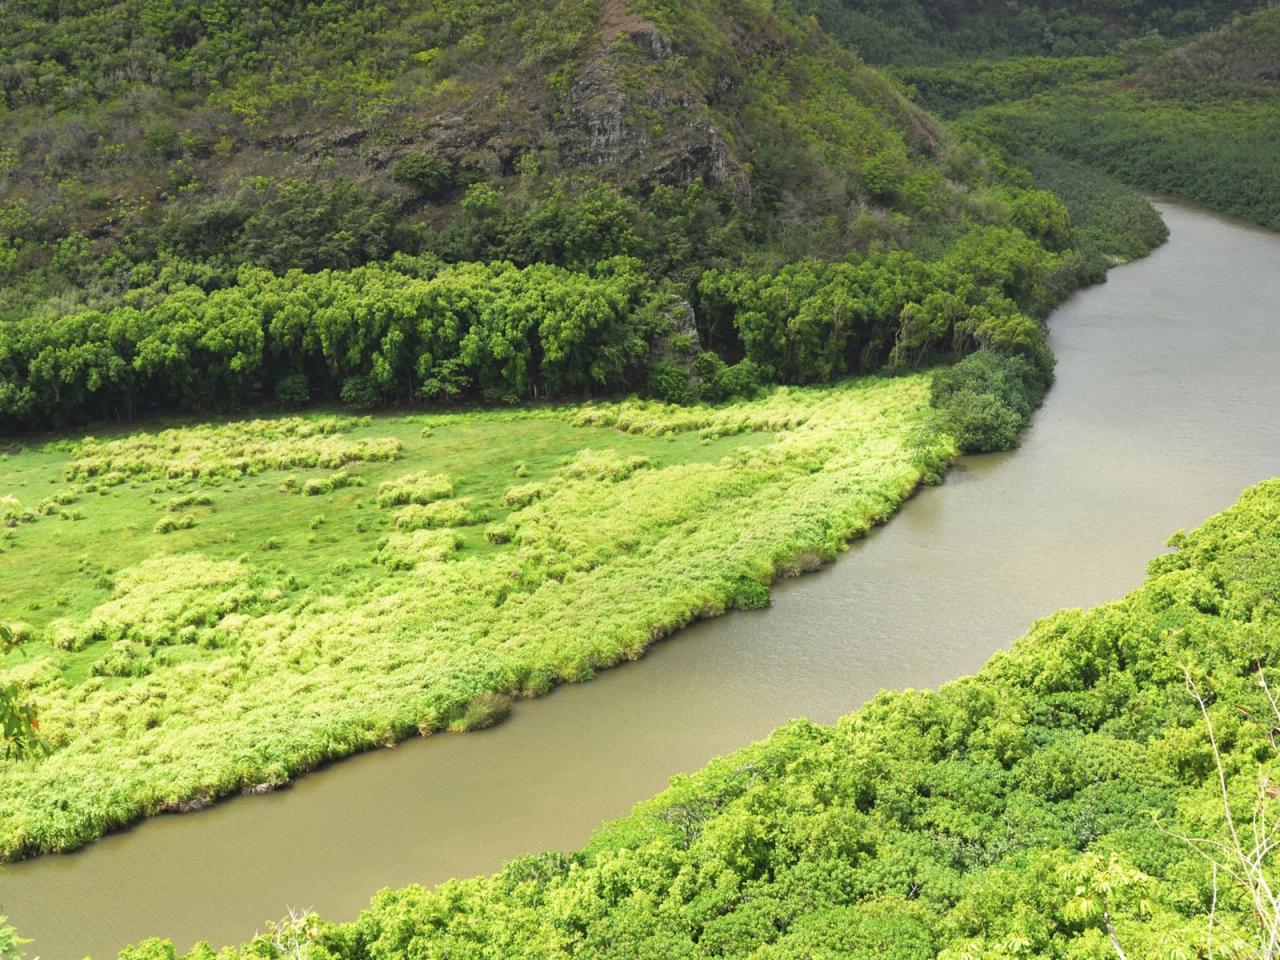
3 200 1279 958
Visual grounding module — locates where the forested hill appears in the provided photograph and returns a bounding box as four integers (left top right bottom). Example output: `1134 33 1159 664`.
958 5 1280 231
792 0 1264 64
2 0 982 306
0 0 1114 441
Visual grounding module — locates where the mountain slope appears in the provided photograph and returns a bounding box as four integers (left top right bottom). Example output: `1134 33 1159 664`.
967 6 1280 230
2 0 992 312
0 0 1107 437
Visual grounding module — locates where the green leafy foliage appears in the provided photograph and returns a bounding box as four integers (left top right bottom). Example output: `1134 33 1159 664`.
392 154 455 199
0 626 43 761
0 208 1105 432
1026 153 1169 268
894 56 1127 116
931 349 1052 452
895 8 1280 233
0 913 27 960
792 0 1262 64
0 257 670 430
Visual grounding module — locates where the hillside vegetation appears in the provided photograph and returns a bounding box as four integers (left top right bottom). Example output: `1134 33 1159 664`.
0 0 1143 450
114 479 1280 959
0 0 1188 868
792 0 1263 64
970 7 1280 231
0 0 1037 308
0 378 955 860
852 3 1280 232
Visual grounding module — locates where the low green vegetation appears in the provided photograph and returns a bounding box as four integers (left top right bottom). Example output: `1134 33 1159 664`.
0 377 955 859
118 478 1280 959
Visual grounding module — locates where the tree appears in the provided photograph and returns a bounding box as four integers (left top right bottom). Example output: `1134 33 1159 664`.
0 914 27 960
1162 669 1280 960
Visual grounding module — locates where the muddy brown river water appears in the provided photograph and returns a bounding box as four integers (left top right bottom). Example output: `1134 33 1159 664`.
3 200 1280 958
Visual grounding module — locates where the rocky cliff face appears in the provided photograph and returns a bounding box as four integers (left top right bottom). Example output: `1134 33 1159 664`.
562 10 737 190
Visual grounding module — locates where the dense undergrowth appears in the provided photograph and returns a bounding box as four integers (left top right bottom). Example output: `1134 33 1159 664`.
113 479 1280 959
0 377 956 860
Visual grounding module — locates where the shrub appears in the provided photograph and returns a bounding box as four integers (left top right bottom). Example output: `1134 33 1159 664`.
503 482 545 508
340 376 380 410
371 529 462 569
376 471 453 508
484 523 513 544
931 349 1052 452
0 497 34 528
393 154 455 198
153 514 196 534
934 387 1025 451
392 498 479 531
275 374 311 407
165 493 213 511
301 471 360 496
647 360 696 405
718 359 766 400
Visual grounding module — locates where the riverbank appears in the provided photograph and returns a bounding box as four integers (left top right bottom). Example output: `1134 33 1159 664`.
195 478 1280 959
0 377 954 863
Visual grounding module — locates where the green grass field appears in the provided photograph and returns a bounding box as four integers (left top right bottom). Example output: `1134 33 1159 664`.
0 375 953 859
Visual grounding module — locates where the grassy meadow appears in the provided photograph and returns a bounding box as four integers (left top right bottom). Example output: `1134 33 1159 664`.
0 376 954 859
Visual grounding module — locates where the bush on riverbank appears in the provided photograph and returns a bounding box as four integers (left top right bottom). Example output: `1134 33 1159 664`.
931 349 1053 452
135 478 1280 959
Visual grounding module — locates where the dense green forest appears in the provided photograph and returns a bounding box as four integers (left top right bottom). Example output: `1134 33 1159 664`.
793 0 1265 63
853 3 1280 231
0 0 1174 452
969 7 1280 231
112 480 1280 959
